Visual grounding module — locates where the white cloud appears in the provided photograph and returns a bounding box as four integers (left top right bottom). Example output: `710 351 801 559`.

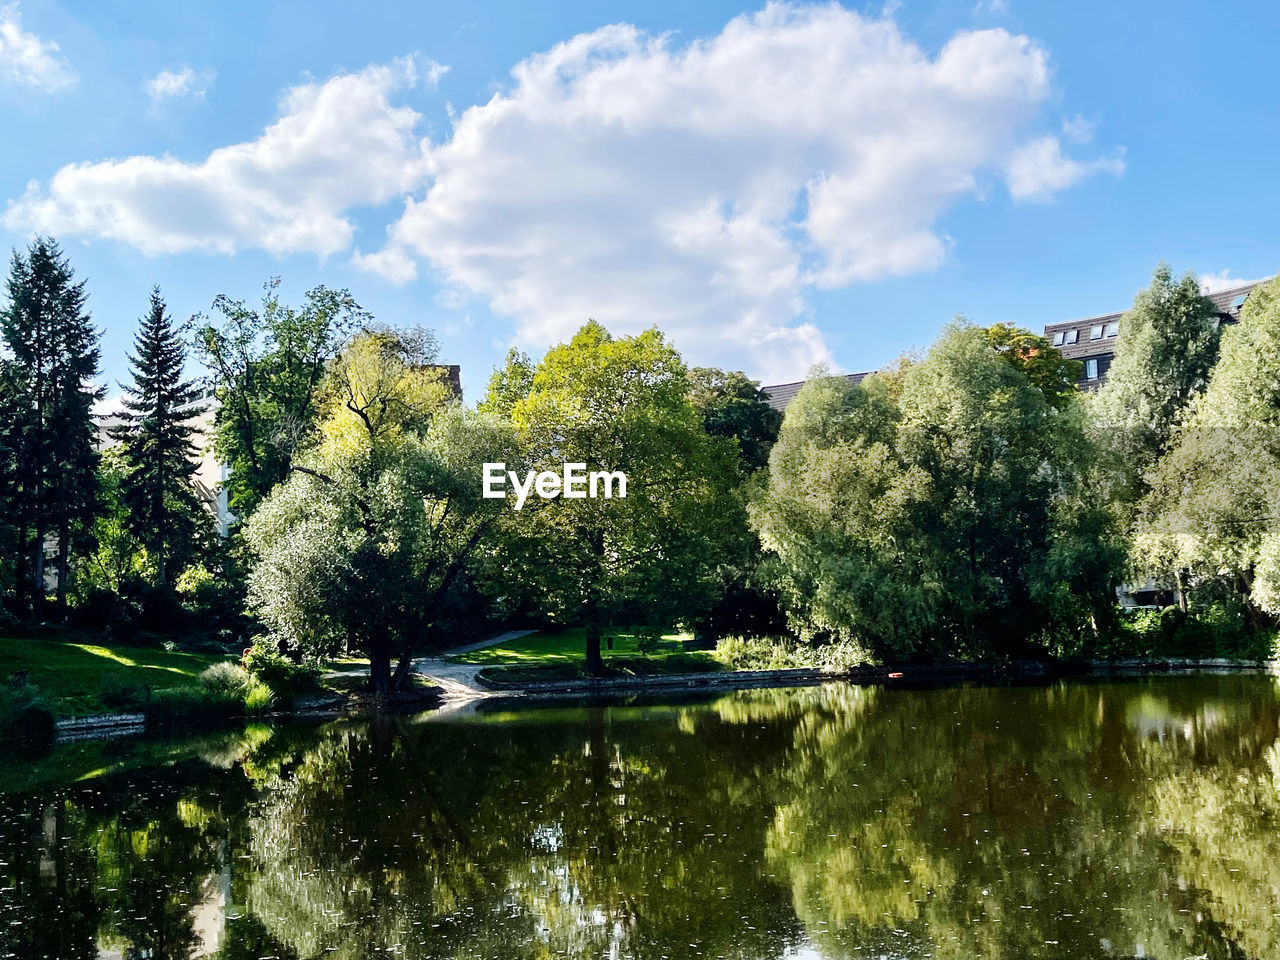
1199 270 1270 294
371 4 1080 379
145 65 213 101
0 3 74 90
7 57 440 256
1004 135 1124 201
5 4 1118 381
974 0 1009 14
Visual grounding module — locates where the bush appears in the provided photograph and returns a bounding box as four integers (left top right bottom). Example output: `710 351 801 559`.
1 682 56 755
199 661 252 698
714 636 868 672
100 676 150 708
243 681 276 716
242 643 317 700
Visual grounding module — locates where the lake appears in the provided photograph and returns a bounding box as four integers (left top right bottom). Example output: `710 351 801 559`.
3 674 1280 959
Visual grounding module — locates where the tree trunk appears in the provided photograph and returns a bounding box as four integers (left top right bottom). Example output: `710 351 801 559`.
390 654 414 693
1176 568 1189 613
369 626 392 697
55 516 69 614
585 597 605 677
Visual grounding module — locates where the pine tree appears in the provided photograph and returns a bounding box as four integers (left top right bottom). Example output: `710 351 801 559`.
111 288 207 586
0 237 101 613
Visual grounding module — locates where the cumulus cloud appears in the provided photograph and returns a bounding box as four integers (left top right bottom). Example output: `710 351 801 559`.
5 4 1120 380
1004 134 1124 201
0 3 74 90
7 57 441 256
1199 270 1271 294
144 65 213 101
369 4 1107 377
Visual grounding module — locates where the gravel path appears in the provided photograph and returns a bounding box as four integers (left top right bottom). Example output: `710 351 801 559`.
412 629 537 700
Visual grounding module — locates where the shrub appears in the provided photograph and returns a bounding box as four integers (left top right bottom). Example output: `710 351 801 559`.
100 676 150 708
714 636 867 672
0 683 55 753
199 661 252 698
242 643 317 700
243 681 276 716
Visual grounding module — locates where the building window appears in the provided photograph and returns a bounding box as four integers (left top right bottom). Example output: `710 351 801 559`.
1090 325 1104 340
1052 331 1065 346
1066 329 1079 344
1104 321 1119 338
1084 358 1099 380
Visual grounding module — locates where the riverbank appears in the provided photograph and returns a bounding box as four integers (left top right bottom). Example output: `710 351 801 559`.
418 653 1280 702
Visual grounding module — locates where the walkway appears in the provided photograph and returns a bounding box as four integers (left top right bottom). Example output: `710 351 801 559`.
412 629 537 701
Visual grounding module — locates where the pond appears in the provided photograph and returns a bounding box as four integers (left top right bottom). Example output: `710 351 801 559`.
3 674 1280 959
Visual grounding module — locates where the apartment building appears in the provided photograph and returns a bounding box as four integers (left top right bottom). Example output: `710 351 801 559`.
761 279 1268 410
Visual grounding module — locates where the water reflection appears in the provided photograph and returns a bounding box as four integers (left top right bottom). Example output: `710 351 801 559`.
3 676 1280 959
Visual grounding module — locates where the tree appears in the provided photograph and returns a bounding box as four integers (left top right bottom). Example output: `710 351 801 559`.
487 322 742 674
687 367 782 473
980 322 1082 411
1090 264 1221 511
751 323 1117 660
195 278 366 519
1136 275 1280 623
0 237 101 613
244 328 511 694
110 288 207 585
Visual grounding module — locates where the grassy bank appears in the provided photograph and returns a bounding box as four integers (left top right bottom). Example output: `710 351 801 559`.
0 636 224 716
455 626 724 682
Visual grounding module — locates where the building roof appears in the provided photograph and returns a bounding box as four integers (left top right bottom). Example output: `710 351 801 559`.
761 372 867 412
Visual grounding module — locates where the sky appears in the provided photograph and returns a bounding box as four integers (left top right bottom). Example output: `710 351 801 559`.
1 0 1277 403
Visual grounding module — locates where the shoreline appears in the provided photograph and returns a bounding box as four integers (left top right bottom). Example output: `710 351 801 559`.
43 656 1279 741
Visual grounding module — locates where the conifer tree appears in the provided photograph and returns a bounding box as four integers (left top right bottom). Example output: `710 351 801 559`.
111 288 207 586
0 237 101 613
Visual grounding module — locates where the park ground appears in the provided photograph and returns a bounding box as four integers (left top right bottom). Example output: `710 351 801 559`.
448 626 722 683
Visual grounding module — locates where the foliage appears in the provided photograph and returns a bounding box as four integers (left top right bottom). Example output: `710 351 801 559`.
483 322 743 674
751 323 1121 661
0 236 101 611
1091 263 1221 511
195 277 367 518
76 447 148 595
980 321 1083 410
0 681 55 747
110 288 210 584
686 366 783 473
712 635 866 672
241 643 315 699
245 328 511 693
1136 275 1280 622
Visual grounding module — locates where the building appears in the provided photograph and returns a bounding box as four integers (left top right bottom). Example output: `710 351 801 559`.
1040 279 1264 390
761 279 1268 409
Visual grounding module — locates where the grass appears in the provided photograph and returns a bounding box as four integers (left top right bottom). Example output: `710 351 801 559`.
0 636 225 716
453 626 723 683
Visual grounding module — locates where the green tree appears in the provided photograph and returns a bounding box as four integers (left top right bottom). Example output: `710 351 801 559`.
752 324 1115 660
110 288 208 585
488 322 741 674
0 237 101 613
244 328 511 694
196 278 365 519
1137 275 1280 623
687 367 782 473
1091 264 1221 510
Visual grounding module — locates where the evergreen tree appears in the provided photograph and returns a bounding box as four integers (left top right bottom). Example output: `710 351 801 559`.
111 288 206 586
0 237 101 613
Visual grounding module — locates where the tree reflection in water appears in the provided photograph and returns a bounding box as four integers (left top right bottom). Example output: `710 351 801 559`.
2 675 1280 959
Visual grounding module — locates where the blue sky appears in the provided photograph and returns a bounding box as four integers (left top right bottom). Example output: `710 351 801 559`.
1 0 1277 402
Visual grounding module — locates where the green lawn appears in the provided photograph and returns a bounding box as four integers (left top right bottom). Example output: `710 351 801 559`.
453 626 723 682
0 636 226 716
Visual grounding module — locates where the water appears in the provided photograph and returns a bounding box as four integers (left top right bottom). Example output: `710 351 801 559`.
3 675 1280 959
